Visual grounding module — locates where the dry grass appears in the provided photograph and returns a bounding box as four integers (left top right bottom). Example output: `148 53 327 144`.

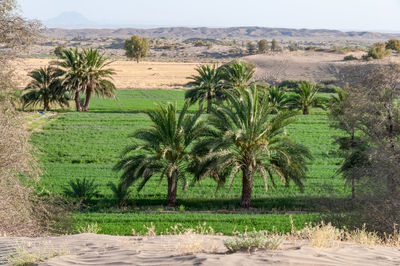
78 222 101 234
12 58 198 90
5 241 70 266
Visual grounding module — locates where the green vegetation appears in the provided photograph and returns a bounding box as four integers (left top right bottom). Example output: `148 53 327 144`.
22 66 69 111
73 212 323 235
31 89 348 234
386 39 400 51
54 48 117 112
114 102 205 206
271 39 280 51
193 85 311 208
258 39 268 53
365 42 391 60
124 35 150 63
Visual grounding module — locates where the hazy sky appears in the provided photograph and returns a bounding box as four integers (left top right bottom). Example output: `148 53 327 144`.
18 0 400 32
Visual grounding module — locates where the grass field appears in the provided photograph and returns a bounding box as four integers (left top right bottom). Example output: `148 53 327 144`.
31 90 348 235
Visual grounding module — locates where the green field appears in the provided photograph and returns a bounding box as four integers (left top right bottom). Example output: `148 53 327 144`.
31 90 348 235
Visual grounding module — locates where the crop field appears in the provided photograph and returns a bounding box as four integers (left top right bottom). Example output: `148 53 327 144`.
31 89 349 235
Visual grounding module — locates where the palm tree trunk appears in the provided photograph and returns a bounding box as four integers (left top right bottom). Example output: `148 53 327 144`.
43 98 50 111
303 107 309 115
206 96 212 113
74 91 81 112
166 172 178 207
351 177 355 200
240 167 254 208
83 88 92 112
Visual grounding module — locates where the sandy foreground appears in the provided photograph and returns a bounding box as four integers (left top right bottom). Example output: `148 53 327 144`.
1 234 400 265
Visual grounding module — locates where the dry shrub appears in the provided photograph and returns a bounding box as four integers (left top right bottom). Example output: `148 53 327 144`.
78 222 101 234
0 109 71 236
224 230 284 252
173 230 221 255
5 240 70 265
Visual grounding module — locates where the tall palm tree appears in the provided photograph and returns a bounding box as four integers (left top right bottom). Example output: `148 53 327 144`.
185 64 224 113
193 85 311 208
114 102 205 207
80 48 116 112
287 82 327 115
221 61 255 89
53 48 85 111
266 86 290 113
22 66 68 111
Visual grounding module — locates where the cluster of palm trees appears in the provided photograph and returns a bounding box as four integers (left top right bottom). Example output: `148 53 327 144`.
22 48 116 112
115 61 321 208
185 61 328 115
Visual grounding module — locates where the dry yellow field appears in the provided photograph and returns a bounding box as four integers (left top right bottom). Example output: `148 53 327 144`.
12 58 198 90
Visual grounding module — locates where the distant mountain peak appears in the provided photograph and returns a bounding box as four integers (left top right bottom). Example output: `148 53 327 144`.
45 11 97 29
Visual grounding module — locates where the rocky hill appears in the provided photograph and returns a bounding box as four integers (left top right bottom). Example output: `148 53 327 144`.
45 26 400 41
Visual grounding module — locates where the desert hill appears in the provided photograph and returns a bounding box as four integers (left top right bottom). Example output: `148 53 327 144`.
45 26 400 41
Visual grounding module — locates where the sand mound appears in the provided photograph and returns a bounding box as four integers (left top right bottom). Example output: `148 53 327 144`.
1 234 400 265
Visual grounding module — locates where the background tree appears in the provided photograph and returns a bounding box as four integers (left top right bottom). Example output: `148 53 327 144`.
271 39 280 51
54 45 65 58
22 66 69 111
288 82 327 115
80 48 116 112
333 64 400 232
53 47 85 111
221 61 255 89
247 42 257 55
114 102 205 207
124 35 150 63
193 85 311 208
266 85 290 113
257 39 268 53
329 87 365 199
386 39 400 51
185 64 223 113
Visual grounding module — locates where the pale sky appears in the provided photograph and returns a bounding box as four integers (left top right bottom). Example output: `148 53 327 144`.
18 0 400 32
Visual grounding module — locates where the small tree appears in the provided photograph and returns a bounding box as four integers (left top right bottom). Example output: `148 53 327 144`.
288 43 298 51
271 39 280 51
258 39 268 53
124 35 149 63
54 45 65 57
247 42 257 55
386 39 400 51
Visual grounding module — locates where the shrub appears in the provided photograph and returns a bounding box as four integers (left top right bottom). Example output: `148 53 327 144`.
386 39 400 51
63 178 100 204
343 55 358 61
224 231 284 252
365 42 390 59
288 43 298 51
107 181 130 207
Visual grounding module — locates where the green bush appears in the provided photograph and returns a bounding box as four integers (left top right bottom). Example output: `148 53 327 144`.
63 178 100 204
365 42 390 60
386 39 400 51
343 55 358 61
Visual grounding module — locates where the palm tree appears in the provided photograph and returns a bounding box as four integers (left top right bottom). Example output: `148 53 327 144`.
185 64 224 113
80 48 116 112
193 85 311 208
22 66 69 111
114 102 205 207
53 48 85 111
266 86 290 113
287 82 327 115
221 61 255 89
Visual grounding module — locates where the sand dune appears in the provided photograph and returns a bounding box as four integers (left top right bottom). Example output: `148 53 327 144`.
1 234 400 265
